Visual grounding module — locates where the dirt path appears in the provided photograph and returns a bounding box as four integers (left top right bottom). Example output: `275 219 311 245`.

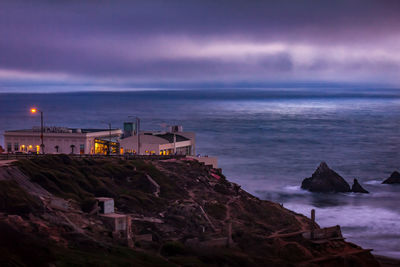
187 190 217 232
145 174 160 197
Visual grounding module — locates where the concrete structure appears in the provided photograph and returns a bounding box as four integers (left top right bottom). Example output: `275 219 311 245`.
100 213 130 232
3 127 122 154
188 156 218 168
96 197 115 214
95 197 133 246
119 124 195 156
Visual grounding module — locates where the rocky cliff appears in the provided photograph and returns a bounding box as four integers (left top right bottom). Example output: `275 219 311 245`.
0 155 379 266
301 162 351 193
382 171 400 184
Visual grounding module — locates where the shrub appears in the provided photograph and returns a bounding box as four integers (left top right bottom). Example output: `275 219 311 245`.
160 241 187 257
204 202 227 220
0 180 40 214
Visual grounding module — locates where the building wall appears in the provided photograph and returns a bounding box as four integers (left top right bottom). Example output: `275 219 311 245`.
177 132 196 155
119 135 161 155
4 134 87 154
99 199 115 214
4 129 122 154
119 133 195 155
99 215 127 232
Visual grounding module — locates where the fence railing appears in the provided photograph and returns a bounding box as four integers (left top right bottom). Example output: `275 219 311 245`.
0 153 186 161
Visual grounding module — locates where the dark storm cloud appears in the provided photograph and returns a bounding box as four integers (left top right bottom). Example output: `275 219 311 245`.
1 0 400 88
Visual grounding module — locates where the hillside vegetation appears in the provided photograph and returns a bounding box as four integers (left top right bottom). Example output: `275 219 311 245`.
0 155 379 266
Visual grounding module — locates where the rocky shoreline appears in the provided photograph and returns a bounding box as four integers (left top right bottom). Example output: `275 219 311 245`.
301 162 397 194
0 155 383 266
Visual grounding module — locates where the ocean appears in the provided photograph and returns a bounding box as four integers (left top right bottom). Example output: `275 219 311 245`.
1 88 399 258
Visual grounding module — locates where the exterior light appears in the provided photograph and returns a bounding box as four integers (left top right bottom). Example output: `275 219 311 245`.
29 107 45 154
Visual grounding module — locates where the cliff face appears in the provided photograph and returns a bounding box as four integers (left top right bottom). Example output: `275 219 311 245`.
301 162 351 193
382 171 400 184
0 155 379 266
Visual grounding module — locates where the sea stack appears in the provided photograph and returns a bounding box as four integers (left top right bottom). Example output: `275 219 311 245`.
382 171 400 184
301 162 351 193
351 179 369 193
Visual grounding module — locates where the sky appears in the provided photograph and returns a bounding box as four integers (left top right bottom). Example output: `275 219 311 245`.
1 0 400 92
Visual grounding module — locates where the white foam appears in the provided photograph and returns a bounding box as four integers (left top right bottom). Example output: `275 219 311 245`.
364 180 382 185
283 185 301 191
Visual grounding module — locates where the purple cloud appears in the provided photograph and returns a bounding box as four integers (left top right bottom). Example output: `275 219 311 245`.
1 0 400 90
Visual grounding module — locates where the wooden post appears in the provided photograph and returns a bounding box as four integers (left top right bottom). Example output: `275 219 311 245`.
311 209 315 239
126 216 134 248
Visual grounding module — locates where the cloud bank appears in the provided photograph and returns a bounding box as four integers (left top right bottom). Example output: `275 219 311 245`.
1 0 400 91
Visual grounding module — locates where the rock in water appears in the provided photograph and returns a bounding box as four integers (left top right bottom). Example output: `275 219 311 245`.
382 171 400 184
301 162 351 193
351 178 369 193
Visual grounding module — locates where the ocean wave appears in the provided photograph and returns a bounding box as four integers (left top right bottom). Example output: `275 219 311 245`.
282 185 302 191
364 180 383 185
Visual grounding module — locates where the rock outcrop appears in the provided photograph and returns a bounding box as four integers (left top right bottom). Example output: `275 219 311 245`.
301 162 351 193
382 171 400 184
351 178 369 193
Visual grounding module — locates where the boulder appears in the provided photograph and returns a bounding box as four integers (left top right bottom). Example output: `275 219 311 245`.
351 179 369 193
382 171 400 184
301 162 351 193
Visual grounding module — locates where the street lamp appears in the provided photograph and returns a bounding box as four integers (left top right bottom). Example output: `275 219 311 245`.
128 116 140 155
30 108 44 154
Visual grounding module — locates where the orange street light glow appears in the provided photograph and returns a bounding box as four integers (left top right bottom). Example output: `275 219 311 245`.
30 108 37 113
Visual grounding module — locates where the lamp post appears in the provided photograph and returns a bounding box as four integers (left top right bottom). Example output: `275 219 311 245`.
128 116 140 155
166 125 177 155
108 122 112 155
30 108 45 154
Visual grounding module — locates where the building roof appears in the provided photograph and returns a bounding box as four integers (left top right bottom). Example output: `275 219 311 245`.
5 127 120 134
81 129 120 133
148 133 189 143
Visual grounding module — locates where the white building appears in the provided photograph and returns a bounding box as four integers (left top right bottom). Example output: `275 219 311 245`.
3 123 196 156
119 124 195 156
4 126 122 154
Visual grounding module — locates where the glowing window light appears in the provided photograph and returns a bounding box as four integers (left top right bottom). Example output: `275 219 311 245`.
30 108 37 114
